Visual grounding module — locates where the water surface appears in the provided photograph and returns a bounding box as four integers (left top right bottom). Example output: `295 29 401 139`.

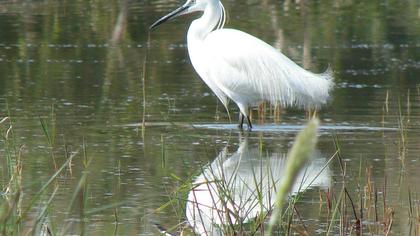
0 0 420 235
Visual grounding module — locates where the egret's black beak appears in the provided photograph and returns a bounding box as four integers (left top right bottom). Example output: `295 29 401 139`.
150 5 190 30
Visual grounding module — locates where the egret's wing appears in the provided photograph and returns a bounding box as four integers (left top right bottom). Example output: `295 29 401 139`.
203 29 333 108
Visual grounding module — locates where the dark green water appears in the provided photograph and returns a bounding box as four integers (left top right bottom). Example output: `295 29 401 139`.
1 0 420 235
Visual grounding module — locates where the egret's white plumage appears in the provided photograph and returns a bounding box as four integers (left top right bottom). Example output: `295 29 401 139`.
151 0 333 130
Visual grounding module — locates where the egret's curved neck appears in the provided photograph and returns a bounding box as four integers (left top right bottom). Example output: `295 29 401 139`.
188 1 223 42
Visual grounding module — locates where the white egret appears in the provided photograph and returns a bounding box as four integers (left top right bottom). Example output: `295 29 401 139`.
150 0 333 130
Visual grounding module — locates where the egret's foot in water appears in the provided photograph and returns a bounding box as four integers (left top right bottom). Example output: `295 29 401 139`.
237 124 252 131
238 113 252 131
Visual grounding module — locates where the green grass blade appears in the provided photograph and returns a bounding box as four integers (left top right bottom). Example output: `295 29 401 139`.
266 118 319 235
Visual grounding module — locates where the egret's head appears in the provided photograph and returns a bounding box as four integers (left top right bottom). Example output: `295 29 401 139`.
150 0 210 30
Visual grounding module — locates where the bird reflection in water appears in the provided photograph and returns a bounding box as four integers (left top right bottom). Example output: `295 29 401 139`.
185 137 331 235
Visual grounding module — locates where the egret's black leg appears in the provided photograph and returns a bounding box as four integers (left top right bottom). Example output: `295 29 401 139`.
246 116 253 131
238 113 244 129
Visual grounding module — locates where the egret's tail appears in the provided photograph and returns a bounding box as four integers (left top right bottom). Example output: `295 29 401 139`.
276 65 334 110
306 66 334 108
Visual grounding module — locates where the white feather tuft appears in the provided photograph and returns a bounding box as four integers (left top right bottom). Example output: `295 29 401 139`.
198 28 334 113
